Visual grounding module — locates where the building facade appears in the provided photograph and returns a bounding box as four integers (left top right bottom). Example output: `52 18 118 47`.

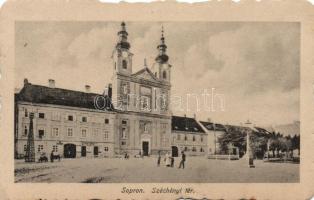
15 79 115 159
171 116 208 157
199 121 226 155
111 22 172 156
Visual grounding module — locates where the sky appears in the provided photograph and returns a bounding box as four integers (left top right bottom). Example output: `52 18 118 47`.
15 21 300 127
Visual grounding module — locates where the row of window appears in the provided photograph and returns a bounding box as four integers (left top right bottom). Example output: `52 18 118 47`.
183 146 205 152
24 109 110 124
24 145 109 153
23 126 110 140
177 134 204 142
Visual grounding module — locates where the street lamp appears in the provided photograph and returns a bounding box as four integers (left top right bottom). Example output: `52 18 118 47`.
213 123 216 155
244 120 255 168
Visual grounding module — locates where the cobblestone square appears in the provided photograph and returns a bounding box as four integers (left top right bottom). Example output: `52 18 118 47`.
15 157 299 183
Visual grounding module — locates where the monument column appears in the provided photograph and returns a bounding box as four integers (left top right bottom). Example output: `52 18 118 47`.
25 112 35 162
245 120 255 168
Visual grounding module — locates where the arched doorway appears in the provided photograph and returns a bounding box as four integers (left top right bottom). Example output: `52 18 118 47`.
172 146 178 157
94 146 99 157
81 146 86 157
142 141 149 156
64 144 76 158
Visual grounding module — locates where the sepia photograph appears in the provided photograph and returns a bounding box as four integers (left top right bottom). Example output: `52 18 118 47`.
13 21 300 183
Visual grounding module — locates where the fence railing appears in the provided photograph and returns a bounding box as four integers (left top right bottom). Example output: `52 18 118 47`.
207 154 240 160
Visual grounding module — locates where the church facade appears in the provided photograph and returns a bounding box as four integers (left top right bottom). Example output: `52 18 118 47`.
14 22 207 160
110 22 172 156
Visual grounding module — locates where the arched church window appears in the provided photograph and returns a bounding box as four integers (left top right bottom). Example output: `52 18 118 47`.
122 60 127 69
24 126 28 136
144 123 149 133
162 71 167 79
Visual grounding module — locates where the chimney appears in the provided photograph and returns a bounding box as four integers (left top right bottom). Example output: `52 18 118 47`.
24 78 29 86
193 113 196 119
48 79 55 88
85 85 91 93
207 118 211 122
184 114 186 118
108 83 112 100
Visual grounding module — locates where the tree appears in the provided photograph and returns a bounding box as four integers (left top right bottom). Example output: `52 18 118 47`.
291 134 300 156
218 126 246 156
218 126 268 158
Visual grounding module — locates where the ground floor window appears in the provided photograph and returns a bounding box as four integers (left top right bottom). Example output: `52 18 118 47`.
53 145 58 152
200 147 204 152
192 147 197 152
104 147 109 151
24 145 27 151
121 141 126 145
37 145 43 152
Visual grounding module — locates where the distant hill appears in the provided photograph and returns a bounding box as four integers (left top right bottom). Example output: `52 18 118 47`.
263 121 300 136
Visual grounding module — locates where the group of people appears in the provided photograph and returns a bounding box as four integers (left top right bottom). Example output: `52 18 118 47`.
157 151 186 169
50 150 61 162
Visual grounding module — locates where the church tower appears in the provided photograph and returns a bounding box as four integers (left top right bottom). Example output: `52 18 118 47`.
112 22 133 75
151 26 171 83
111 22 133 111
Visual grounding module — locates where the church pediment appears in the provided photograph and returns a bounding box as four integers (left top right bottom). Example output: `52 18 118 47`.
132 68 158 82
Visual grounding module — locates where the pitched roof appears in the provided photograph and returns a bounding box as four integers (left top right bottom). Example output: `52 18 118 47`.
254 127 271 134
15 82 114 111
171 116 205 133
131 67 159 81
224 124 253 133
264 122 300 136
199 121 226 132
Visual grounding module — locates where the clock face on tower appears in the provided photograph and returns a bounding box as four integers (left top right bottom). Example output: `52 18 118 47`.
122 51 128 58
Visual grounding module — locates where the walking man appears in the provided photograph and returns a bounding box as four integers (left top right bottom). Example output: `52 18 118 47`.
171 156 175 167
157 151 161 167
50 150 54 163
178 151 186 169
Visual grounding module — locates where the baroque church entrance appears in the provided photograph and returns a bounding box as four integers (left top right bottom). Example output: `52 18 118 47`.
171 146 178 157
142 141 149 156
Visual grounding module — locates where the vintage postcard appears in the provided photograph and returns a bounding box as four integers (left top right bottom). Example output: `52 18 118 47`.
0 0 314 199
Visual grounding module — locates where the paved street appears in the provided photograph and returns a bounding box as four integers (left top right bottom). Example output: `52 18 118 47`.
15 157 299 183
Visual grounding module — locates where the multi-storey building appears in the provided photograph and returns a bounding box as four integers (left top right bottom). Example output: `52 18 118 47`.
171 116 208 157
14 79 115 159
199 121 226 154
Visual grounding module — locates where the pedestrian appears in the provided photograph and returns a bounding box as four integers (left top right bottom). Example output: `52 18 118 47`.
139 150 143 158
50 150 54 163
178 151 186 169
157 151 161 167
171 156 174 167
124 152 128 159
165 152 171 167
